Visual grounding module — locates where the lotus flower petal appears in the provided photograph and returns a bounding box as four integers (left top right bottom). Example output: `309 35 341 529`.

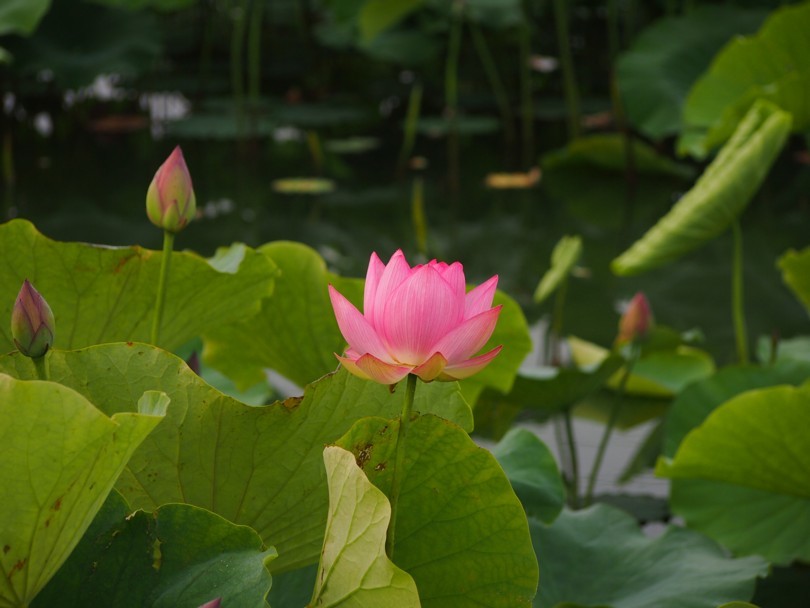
338 353 412 384
412 352 448 382
363 252 385 319
439 346 503 381
465 275 498 319
329 285 390 361
434 261 466 301
430 306 502 364
372 250 412 329
381 265 463 364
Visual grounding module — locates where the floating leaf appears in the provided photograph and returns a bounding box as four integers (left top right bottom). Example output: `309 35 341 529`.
336 414 539 607
310 447 419 607
533 235 583 304
616 6 767 139
659 385 810 564
0 344 471 574
682 2 810 156
612 100 791 276
0 376 166 606
531 504 767 608
491 428 566 523
34 492 276 607
0 220 277 351
272 178 336 195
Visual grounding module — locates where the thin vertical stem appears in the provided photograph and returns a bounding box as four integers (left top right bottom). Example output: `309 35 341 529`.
411 176 428 257
563 409 580 508
230 0 249 129
552 0 581 139
518 4 534 167
397 82 423 177
469 22 516 151
151 231 176 346
445 0 463 196
387 374 418 558
732 221 749 364
33 355 49 381
584 346 638 505
550 278 568 366
247 0 264 104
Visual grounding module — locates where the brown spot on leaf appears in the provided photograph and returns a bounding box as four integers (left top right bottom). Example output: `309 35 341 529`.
374 461 386 471
52 497 62 511
9 559 26 577
3 545 9 554
126 341 134 346
355 443 373 469
282 397 303 411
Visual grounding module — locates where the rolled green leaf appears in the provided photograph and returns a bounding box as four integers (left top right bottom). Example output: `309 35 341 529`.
612 99 792 276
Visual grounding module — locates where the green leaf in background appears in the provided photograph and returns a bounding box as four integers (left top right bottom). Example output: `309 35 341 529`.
616 6 767 139
0 375 166 607
659 385 810 563
612 100 792 276
779 247 810 315
359 0 424 43
717 603 759 608
533 235 583 304
660 360 810 564
0 0 51 36
491 428 566 523
0 344 471 574
0 220 277 351
87 0 196 10
530 504 767 608
336 414 539 608
465 0 523 29
310 447 420 607
681 2 810 157
204 241 531 404
34 492 276 608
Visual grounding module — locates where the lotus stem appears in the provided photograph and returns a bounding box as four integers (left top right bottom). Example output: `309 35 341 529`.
585 344 638 506
519 2 534 167
33 354 49 381
445 0 463 196
732 221 749 364
230 0 249 129
552 0 581 140
563 409 580 507
247 0 264 105
411 176 428 257
151 230 175 346
397 82 423 177
386 373 418 558
470 22 516 151
550 278 568 366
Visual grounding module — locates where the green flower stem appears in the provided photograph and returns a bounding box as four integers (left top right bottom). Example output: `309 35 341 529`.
470 22 516 150
519 1 534 167
386 373 418 559
732 220 749 365
33 354 49 381
397 81 423 177
550 278 568 366
150 230 175 346
563 409 580 508
584 344 639 506
445 0 463 196
552 0 581 139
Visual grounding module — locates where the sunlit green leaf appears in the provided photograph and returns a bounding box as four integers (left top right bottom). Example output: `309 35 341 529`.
311 447 419 607
533 235 583 305
491 428 565 523
612 100 791 275
0 375 166 606
531 504 767 608
0 344 471 574
359 0 424 43
34 492 276 607
0 0 51 36
336 414 539 607
0 220 277 352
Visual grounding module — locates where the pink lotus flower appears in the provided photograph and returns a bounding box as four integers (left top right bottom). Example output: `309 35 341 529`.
329 250 502 384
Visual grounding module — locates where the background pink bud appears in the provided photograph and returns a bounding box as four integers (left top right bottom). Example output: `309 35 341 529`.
617 292 653 345
146 146 197 233
197 599 221 608
11 279 55 358
329 250 502 385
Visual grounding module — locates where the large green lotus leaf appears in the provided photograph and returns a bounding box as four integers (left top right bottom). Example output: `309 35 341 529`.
0 344 471 574
336 414 538 608
779 247 810 315
0 375 166 607
533 235 583 305
658 385 810 498
663 360 810 458
204 241 530 404
34 491 276 607
681 2 810 156
616 6 767 140
0 0 51 36
0 219 277 351
531 504 767 608
491 428 566 523
310 447 419 607
611 100 792 276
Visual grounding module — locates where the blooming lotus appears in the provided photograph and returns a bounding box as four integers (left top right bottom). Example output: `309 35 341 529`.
329 250 502 384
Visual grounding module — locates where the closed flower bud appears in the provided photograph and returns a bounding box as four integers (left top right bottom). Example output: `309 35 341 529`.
11 280 55 358
617 292 653 345
146 146 196 233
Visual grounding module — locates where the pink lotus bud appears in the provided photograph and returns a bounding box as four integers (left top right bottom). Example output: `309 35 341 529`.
329 250 502 385
617 292 653 345
11 280 55 358
197 599 221 608
146 146 197 233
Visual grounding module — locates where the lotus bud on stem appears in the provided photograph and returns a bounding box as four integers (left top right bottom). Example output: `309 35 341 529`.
12 279 55 379
146 146 196 345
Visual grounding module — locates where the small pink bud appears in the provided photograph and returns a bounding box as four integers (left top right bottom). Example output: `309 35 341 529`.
617 292 653 345
146 146 197 233
197 599 221 608
11 280 55 358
